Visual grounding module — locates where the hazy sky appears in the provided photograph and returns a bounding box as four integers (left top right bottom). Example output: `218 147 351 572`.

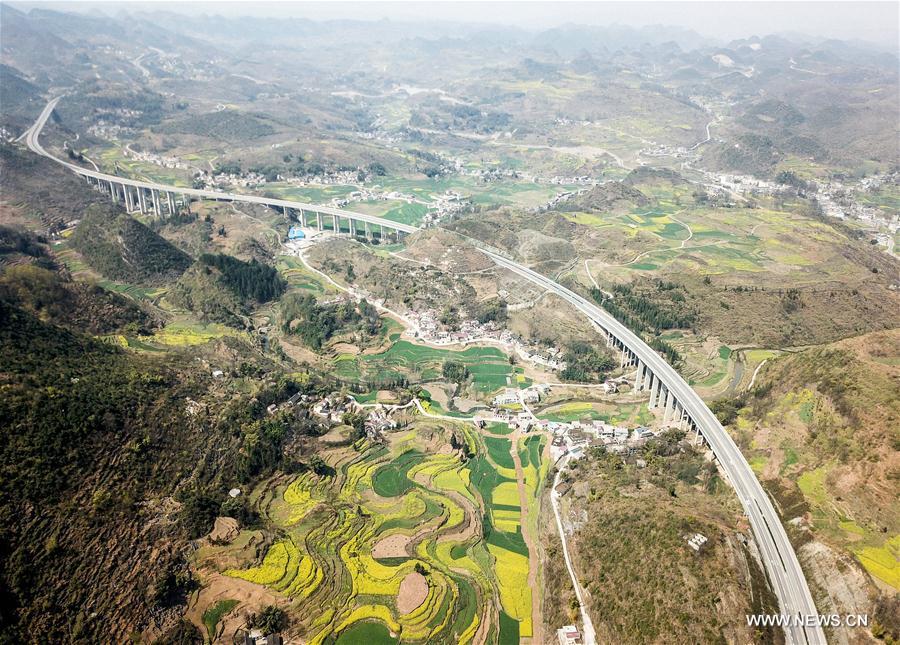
11 1 900 48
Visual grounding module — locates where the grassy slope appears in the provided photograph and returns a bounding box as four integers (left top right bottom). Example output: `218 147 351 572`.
566 445 777 645
731 329 899 626
0 142 106 232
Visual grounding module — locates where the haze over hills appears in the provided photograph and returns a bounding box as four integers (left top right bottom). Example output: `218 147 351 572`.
0 3 898 645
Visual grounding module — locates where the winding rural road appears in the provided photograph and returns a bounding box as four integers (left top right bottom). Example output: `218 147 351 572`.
551 454 598 645
24 96 824 645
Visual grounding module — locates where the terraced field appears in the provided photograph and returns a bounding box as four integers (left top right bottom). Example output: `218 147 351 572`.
275 255 333 294
199 422 547 643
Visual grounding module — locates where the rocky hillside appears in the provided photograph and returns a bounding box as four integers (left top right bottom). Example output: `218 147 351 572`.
558 181 650 214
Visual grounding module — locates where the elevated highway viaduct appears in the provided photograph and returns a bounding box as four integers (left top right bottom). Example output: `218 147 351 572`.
25 96 825 645
24 97 416 242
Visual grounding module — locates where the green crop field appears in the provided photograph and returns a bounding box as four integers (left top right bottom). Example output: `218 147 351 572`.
201 420 547 643
372 450 424 496
95 146 193 187
538 400 652 426
331 340 514 393
383 202 429 226
276 256 333 294
203 599 239 640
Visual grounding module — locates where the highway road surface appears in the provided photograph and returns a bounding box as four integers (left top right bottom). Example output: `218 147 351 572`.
24 96 825 645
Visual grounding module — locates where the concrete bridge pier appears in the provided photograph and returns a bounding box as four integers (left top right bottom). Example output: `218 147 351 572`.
152 190 162 216
316 213 323 230
349 218 357 238
673 401 683 429
167 192 176 216
124 186 134 212
663 388 675 424
138 188 147 214
634 361 645 391
332 214 339 234
182 194 190 214
649 375 660 408
364 221 372 242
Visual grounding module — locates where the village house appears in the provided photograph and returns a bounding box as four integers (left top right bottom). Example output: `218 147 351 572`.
687 533 708 552
557 624 583 645
493 388 520 406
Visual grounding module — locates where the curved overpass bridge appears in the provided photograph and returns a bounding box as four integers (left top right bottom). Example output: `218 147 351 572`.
25 97 417 240
25 97 824 645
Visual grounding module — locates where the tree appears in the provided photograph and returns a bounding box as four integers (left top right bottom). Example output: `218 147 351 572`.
252 605 287 634
442 361 469 384
177 488 221 539
152 620 202 645
309 455 330 477
220 496 258 528
342 411 368 440
152 562 196 607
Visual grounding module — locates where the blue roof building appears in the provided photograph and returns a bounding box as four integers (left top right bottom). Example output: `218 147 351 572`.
288 226 306 240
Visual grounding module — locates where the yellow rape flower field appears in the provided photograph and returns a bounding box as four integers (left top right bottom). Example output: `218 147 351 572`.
192 421 549 644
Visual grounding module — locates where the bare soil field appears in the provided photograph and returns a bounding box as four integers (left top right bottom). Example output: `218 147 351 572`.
372 533 412 559
397 572 429 614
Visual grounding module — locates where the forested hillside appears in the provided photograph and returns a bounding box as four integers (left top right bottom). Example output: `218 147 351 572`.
72 209 192 285
0 277 324 641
